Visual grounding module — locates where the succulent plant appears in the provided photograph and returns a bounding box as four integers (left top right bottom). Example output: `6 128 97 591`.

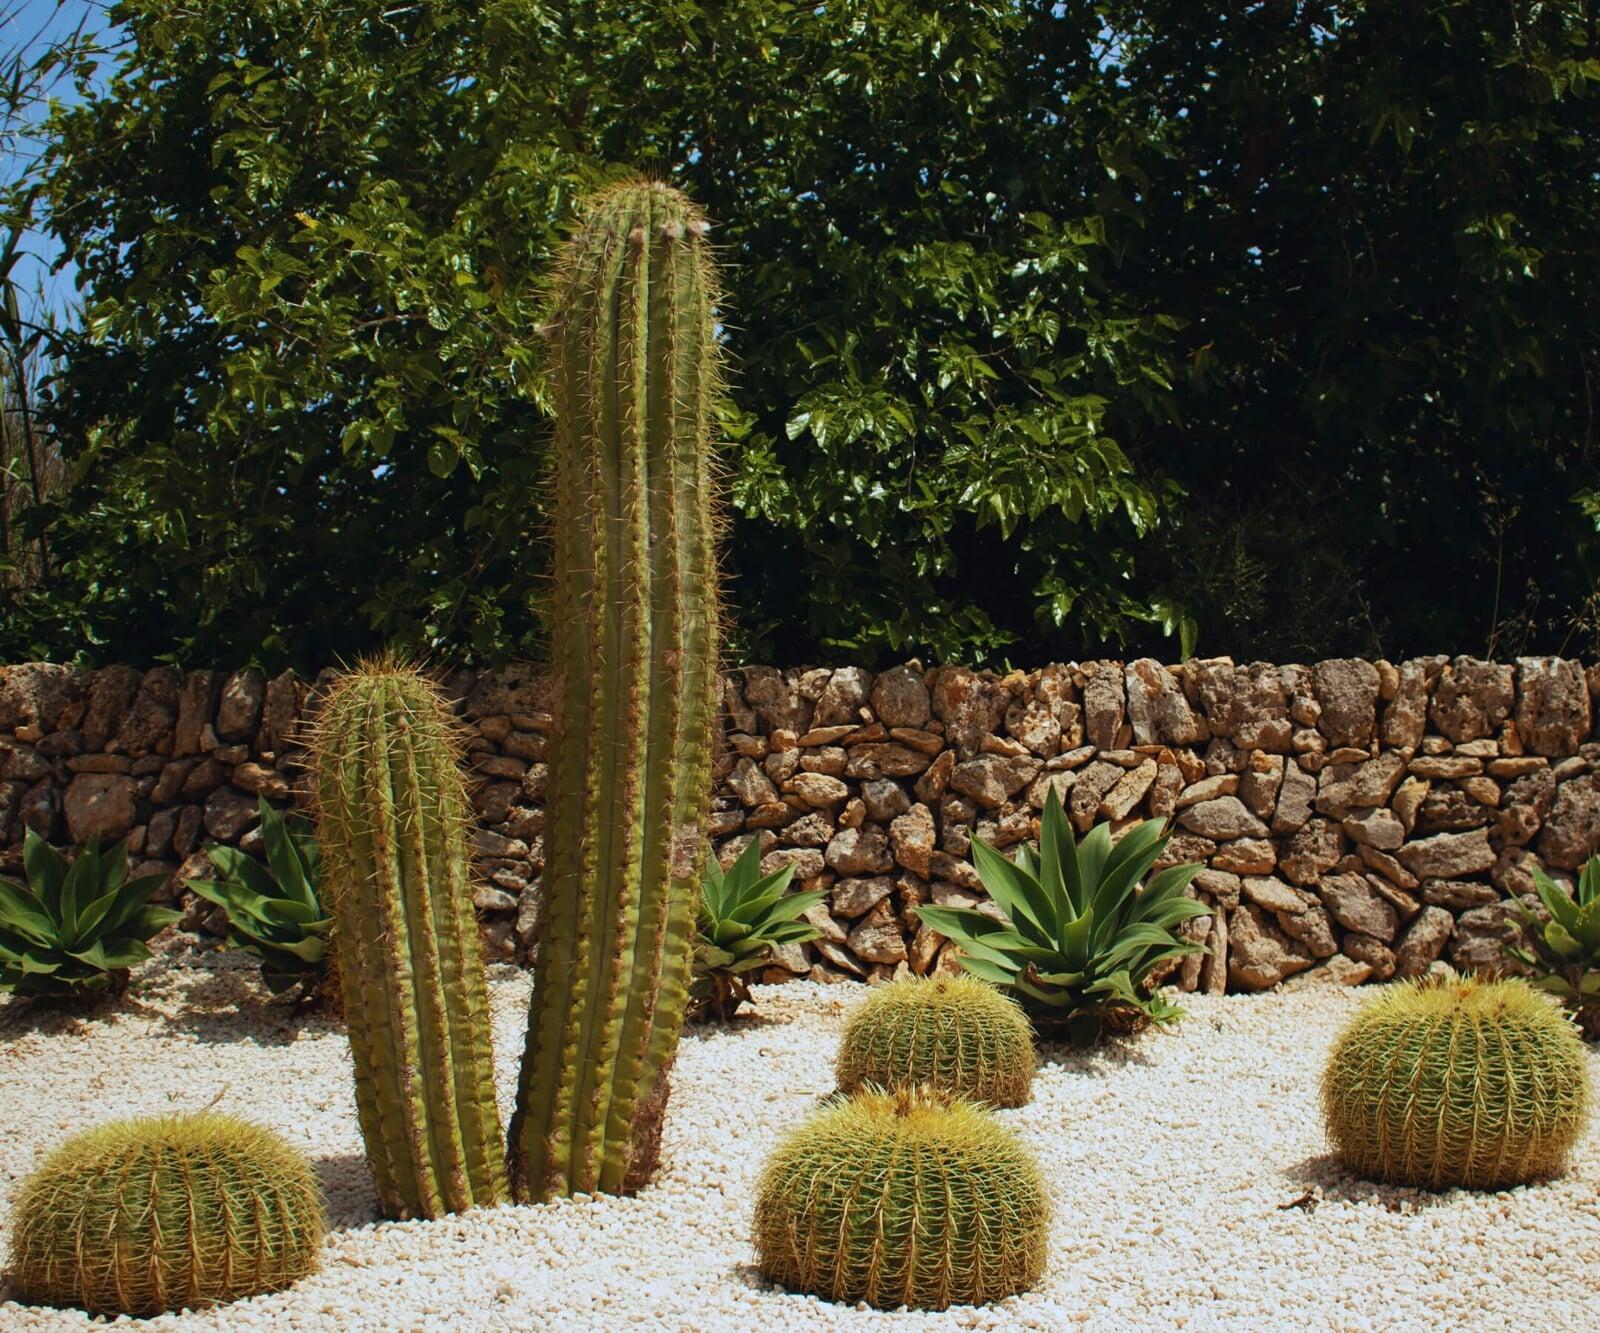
1322 976 1591 1189
7 1112 325 1316
754 1086 1050 1310
836 973 1036 1107
510 180 723 1201
1509 853 1600 1040
189 796 334 1000
916 786 1209 1046
690 839 824 1022
0 829 179 999
309 661 506 1218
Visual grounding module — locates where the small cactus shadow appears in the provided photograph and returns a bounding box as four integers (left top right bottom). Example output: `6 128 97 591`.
313 1152 380 1229
1280 1153 1458 1212
137 953 342 1047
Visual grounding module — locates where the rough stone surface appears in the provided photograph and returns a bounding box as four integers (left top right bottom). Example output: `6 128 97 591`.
2 653 1594 984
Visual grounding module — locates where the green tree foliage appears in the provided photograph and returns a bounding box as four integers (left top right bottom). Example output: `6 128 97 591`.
2 1 1596 667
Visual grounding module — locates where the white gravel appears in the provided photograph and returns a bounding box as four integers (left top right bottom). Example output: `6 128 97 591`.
3 948 1599 1332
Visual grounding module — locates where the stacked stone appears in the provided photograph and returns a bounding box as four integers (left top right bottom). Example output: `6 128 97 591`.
711 657 1599 991
2 656 1597 986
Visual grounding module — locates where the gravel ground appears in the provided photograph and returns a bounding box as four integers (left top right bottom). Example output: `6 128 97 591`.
3 948 1599 1332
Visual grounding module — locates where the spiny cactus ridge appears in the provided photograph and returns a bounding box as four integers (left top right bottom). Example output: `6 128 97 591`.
837 974 1037 1107
1322 976 1590 1189
510 179 722 1201
309 660 507 1218
7 1113 325 1316
754 1087 1051 1310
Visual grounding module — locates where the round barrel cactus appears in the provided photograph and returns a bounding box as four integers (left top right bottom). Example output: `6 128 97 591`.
837 974 1036 1107
754 1087 1050 1310
1323 976 1590 1189
7 1113 325 1316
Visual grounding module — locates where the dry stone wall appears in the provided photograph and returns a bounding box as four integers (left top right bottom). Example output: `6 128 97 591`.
2 657 1597 992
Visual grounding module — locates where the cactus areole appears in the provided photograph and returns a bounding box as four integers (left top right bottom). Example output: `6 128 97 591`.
510 181 723 1200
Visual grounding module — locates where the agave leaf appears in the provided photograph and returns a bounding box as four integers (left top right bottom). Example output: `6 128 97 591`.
1131 862 1205 917
1570 896 1600 952
764 919 822 944
206 845 282 900
755 887 826 926
0 877 55 947
92 872 171 938
1532 871 1581 935
1580 855 1598 907
56 838 103 943
726 865 799 928
1059 910 1095 972
955 954 1023 987
22 829 68 917
259 800 312 906
970 837 1056 944
1075 821 1113 911
913 905 1056 965
70 936 155 970
1090 821 1168 922
1542 920 1584 962
1039 787 1080 910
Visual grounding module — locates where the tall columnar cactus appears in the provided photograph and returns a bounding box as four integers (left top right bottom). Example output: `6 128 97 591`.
754 1088 1051 1310
8 1113 325 1316
310 663 507 1218
837 974 1037 1107
1322 976 1591 1189
509 180 723 1201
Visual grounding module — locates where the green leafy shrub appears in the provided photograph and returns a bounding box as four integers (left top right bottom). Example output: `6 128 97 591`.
690 840 823 1023
189 797 333 1000
0 830 179 999
1509 855 1600 1040
7 1112 325 1316
1322 977 1590 1190
754 1086 1049 1310
916 788 1208 1045
836 974 1035 1107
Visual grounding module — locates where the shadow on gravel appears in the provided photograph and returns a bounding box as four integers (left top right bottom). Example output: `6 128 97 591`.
0 990 128 1038
315 1152 380 1229
1035 1040 1161 1073
138 954 345 1048
1281 1153 1458 1212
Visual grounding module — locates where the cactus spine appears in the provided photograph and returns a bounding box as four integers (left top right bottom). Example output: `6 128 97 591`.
1322 976 1590 1189
8 1113 325 1316
509 180 722 1201
754 1088 1051 1310
310 663 506 1218
837 974 1037 1107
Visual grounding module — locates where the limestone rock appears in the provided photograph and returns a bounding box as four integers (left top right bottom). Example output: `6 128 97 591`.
1515 657 1591 757
870 665 931 729
889 803 936 877
1271 761 1318 834
0 663 82 732
1319 871 1399 942
1341 807 1404 851
727 756 780 807
1394 906 1454 978
1312 658 1380 747
1314 752 1406 818
1099 759 1157 820
930 666 1008 758
63 773 137 845
860 778 911 824
847 898 909 965
743 667 812 733
1429 657 1514 743
215 668 266 742
844 743 932 781
1124 658 1205 746
1227 903 1315 990
1239 753 1285 819
949 754 1041 810
1194 661 1292 751
1211 838 1276 875
1279 817 1345 886
1178 795 1268 841
824 825 894 876
1396 828 1496 879
1340 933 1396 981
1449 899 1535 977
1069 761 1124 831
1381 659 1431 749
784 772 851 808
1536 773 1600 869
202 784 261 842
831 876 894 919
1003 699 1062 757
1082 662 1126 750
813 667 872 727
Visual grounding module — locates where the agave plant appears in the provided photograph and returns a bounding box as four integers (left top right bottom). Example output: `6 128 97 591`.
189 797 333 1000
916 787 1208 1046
691 840 824 1022
1509 854 1600 1040
0 830 180 1000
